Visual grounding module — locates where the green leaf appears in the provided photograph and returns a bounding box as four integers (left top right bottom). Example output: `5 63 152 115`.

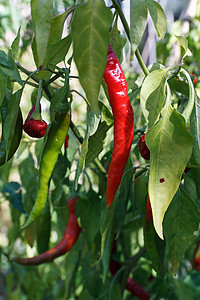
175 35 192 59
45 35 72 66
130 0 148 54
74 139 88 190
115 158 135 238
110 27 126 63
78 191 101 246
146 0 166 39
86 101 113 164
143 204 165 273
0 51 22 85
174 280 196 300
146 101 193 239
36 205 51 253
0 50 13 69
31 0 53 67
3 89 22 161
190 96 200 165
180 68 195 123
11 26 21 60
100 200 116 261
71 0 112 116
0 69 7 107
164 188 200 273
102 221 115 280
140 68 168 128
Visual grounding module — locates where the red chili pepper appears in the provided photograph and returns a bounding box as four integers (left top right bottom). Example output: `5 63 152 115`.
65 134 69 149
12 198 81 266
103 45 134 208
193 240 200 270
145 193 153 223
191 73 198 85
23 104 47 138
138 134 150 160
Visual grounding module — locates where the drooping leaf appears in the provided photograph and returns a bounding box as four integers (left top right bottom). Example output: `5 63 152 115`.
110 27 126 63
86 101 113 164
190 95 200 165
74 139 88 191
36 205 51 253
130 0 148 54
115 158 135 238
175 35 192 59
77 191 101 246
164 188 200 273
3 89 22 161
11 26 21 60
31 0 53 67
146 0 167 39
0 50 22 86
44 35 72 66
71 0 112 116
146 100 193 239
143 194 165 273
140 68 168 128
0 69 7 107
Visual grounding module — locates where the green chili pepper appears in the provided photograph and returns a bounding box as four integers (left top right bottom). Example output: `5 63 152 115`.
21 112 70 229
0 104 23 166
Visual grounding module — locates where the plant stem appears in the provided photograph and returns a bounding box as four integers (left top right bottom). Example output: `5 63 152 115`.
111 0 149 77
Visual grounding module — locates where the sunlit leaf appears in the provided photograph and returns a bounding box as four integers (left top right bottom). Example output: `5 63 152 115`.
71 0 112 116
130 0 148 54
146 101 193 239
140 68 168 128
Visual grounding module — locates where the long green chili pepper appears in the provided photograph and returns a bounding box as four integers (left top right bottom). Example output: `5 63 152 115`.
0 103 23 166
21 112 70 229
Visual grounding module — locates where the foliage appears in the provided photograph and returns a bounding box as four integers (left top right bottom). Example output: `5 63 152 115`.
0 0 200 299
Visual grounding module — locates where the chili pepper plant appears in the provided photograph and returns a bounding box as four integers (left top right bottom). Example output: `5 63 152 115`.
0 0 200 299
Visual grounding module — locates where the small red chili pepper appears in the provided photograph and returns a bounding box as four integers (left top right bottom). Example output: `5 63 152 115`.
65 134 69 149
23 104 47 138
12 198 81 265
193 240 200 270
191 73 198 85
138 134 150 160
103 45 134 208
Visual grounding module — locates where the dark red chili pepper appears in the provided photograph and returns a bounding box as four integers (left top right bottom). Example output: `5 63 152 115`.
12 198 81 265
193 240 200 270
145 193 153 223
138 134 150 160
110 240 150 300
65 134 69 149
23 104 47 138
103 45 134 208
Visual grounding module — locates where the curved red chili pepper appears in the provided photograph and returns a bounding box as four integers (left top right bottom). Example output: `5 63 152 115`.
23 103 47 138
138 134 150 160
12 198 81 266
103 45 134 208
